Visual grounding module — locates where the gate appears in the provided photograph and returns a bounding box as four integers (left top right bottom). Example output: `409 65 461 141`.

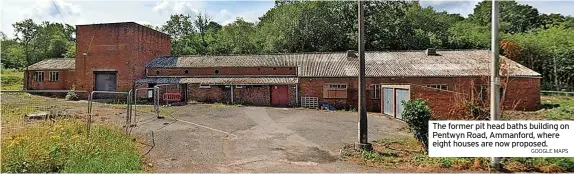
153 84 185 118
87 90 132 137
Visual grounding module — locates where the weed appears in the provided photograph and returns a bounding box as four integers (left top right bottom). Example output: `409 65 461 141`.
1 119 143 173
1 69 23 90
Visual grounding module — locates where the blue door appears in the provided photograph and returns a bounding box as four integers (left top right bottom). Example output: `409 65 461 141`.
395 89 409 120
383 88 393 116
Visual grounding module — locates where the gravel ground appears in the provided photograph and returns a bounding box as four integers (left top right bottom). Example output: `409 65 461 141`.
129 104 410 172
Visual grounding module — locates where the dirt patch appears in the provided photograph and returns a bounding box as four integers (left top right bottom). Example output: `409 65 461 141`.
283 146 338 164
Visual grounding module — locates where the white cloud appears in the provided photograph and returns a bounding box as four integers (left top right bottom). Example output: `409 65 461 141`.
31 0 81 19
420 0 481 17
152 0 204 18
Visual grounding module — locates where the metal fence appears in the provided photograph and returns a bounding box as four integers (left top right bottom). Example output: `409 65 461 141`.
0 90 88 132
87 90 132 137
541 90 574 96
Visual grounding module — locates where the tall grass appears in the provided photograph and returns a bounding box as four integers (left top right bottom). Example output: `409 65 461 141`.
1 68 24 90
1 120 143 173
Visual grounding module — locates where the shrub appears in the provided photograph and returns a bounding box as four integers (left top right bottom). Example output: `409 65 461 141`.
65 91 79 101
401 99 432 153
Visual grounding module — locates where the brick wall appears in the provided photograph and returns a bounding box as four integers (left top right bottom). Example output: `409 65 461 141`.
188 84 229 103
410 85 470 119
75 22 170 93
234 86 270 105
299 77 540 113
185 84 296 106
25 70 76 90
147 67 297 76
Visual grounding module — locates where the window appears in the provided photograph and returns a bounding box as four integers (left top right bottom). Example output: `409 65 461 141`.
34 72 44 82
199 84 211 88
49 71 59 82
323 83 347 99
425 84 449 90
215 69 220 75
369 84 381 99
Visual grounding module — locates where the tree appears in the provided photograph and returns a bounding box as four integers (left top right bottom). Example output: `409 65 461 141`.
213 18 259 54
447 20 490 49
469 1 541 33
159 14 195 55
13 19 39 66
194 12 214 54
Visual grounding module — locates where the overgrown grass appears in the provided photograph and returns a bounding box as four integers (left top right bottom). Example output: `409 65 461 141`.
1 68 24 90
342 137 574 172
211 102 242 108
1 120 143 173
541 95 574 120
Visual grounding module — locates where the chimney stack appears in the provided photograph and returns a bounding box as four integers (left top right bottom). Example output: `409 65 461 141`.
426 48 438 56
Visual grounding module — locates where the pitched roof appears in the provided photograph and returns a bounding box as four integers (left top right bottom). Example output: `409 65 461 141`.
27 58 75 70
136 77 298 85
146 50 540 78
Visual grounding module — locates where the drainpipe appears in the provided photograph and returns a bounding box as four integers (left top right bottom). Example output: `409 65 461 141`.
230 83 234 104
295 84 299 106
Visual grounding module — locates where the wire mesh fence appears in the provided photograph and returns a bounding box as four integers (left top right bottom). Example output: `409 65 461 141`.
0 90 88 134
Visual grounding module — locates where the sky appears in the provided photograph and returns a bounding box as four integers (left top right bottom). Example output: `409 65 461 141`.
1 0 574 38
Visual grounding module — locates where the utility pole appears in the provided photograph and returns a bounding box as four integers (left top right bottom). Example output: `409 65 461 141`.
490 0 501 170
356 0 371 150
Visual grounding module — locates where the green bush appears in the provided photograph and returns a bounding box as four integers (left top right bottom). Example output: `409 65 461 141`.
401 99 432 153
1 75 22 86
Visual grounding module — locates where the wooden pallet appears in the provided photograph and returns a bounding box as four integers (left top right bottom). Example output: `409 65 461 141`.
301 97 318 108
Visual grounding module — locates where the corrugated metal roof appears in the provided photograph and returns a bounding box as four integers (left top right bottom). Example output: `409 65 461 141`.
136 77 298 85
27 58 75 70
146 50 540 77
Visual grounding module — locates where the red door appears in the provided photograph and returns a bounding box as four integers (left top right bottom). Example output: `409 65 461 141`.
271 85 289 106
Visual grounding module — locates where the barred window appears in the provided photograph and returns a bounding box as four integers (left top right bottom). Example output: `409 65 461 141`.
34 72 44 82
425 84 449 90
323 83 347 99
49 71 59 82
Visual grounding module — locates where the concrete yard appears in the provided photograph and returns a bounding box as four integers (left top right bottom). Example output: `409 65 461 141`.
129 104 410 172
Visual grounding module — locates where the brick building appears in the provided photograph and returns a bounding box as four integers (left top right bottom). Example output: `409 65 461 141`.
74 22 170 94
25 58 76 90
138 50 541 118
25 22 541 118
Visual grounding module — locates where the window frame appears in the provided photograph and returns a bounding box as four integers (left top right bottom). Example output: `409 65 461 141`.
199 84 211 88
323 83 348 99
49 71 59 82
369 84 381 99
34 71 44 82
425 84 449 91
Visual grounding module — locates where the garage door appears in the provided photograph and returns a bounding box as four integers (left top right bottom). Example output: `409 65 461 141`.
395 89 409 120
94 72 117 91
383 88 393 116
